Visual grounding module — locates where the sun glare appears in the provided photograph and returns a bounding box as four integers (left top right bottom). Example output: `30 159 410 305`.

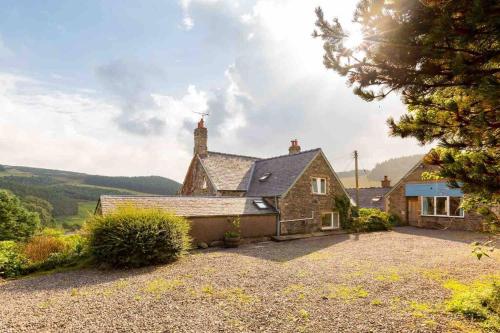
344 24 364 49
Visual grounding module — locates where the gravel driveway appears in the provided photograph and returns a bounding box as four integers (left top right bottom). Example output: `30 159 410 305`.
1 227 498 333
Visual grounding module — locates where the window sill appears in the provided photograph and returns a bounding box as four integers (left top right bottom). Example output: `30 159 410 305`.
321 226 334 230
312 193 327 196
421 214 465 219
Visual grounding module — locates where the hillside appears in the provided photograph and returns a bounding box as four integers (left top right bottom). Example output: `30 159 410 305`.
338 154 424 188
0 164 181 229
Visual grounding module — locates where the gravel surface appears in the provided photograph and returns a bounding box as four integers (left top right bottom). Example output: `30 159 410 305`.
0 227 498 333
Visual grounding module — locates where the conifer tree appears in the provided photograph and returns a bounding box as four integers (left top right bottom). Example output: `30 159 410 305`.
314 0 499 228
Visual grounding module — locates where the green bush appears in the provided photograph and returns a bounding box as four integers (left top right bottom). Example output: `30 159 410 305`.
0 241 27 278
0 190 40 241
0 232 88 278
24 233 88 274
356 208 392 232
444 277 500 330
85 206 191 268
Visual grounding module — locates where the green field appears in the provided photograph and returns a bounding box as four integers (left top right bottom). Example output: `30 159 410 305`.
54 201 96 230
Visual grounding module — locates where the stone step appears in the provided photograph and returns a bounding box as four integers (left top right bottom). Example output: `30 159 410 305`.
272 230 348 242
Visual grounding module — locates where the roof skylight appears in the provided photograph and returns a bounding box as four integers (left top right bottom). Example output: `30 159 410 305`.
259 172 272 182
253 199 268 209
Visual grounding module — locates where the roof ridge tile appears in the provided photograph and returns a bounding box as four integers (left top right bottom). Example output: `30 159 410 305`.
206 151 261 160
254 148 321 163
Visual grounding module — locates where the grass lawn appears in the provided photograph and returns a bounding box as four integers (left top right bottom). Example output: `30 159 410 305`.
54 201 96 230
0 227 498 332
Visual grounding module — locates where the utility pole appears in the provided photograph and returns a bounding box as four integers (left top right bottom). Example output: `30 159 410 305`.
354 150 359 207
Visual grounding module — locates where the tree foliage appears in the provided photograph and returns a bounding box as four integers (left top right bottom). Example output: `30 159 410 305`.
21 196 54 227
0 190 40 241
314 0 499 226
83 175 180 195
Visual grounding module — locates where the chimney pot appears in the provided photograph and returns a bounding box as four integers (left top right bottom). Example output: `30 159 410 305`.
289 139 301 155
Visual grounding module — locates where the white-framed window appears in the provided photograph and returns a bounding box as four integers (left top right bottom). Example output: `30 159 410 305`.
421 196 464 217
311 177 327 194
321 212 339 230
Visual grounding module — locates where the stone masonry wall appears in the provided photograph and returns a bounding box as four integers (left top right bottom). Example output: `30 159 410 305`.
179 157 216 196
279 153 347 234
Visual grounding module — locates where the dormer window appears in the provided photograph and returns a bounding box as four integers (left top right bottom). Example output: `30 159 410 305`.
259 172 272 182
311 177 326 194
253 199 268 209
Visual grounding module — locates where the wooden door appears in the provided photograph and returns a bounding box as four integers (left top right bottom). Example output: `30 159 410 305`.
407 197 419 224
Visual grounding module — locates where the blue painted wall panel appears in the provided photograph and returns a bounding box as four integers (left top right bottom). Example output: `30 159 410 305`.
405 182 463 197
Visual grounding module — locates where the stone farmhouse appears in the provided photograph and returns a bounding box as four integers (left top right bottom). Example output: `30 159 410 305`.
97 119 351 244
384 158 484 231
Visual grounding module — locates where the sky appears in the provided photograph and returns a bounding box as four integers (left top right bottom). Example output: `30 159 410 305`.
0 0 430 182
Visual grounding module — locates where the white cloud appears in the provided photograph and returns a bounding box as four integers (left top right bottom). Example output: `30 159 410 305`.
0 72 208 181
185 0 431 168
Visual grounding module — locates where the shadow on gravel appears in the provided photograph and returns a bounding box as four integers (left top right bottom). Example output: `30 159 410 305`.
391 226 494 244
232 233 353 262
0 265 159 293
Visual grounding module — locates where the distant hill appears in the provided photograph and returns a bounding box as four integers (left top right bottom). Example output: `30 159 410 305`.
338 154 424 189
83 175 180 195
367 154 424 183
0 165 181 218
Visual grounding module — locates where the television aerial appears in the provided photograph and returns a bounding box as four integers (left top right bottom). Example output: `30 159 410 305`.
192 110 210 120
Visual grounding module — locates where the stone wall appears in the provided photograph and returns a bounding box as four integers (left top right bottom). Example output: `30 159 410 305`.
279 153 347 235
189 214 277 244
179 157 217 196
385 162 485 231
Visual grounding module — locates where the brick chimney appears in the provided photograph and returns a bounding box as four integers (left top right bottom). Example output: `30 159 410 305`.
381 175 391 188
288 139 301 155
194 118 207 157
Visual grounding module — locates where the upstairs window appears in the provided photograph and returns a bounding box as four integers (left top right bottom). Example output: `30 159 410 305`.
311 177 327 194
253 199 268 209
202 177 207 189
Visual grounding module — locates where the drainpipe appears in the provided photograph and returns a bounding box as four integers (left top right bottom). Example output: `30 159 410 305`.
275 196 281 237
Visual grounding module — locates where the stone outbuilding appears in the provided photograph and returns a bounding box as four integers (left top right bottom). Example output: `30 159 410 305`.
96 195 277 244
384 159 485 231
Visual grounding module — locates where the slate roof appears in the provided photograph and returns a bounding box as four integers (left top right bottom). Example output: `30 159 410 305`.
98 195 277 217
346 187 391 210
200 151 259 191
246 149 321 197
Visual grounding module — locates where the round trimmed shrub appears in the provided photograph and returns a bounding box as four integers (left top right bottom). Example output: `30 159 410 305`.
85 207 191 268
